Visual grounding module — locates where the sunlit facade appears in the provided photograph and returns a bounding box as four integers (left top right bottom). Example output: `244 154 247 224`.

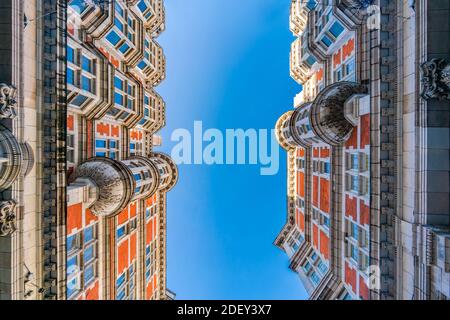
65 0 177 300
275 0 450 300
0 0 177 300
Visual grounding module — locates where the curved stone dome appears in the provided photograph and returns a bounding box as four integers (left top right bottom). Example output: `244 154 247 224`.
310 81 367 146
69 157 135 217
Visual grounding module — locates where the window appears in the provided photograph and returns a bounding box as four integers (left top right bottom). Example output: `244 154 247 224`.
334 67 343 81
115 2 125 17
351 153 359 170
66 223 98 299
84 264 95 286
351 244 359 263
84 226 94 243
81 75 93 93
350 175 359 193
71 94 88 107
67 68 75 85
351 222 359 241
119 42 131 54
67 45 97 108
137 0 148 12
117 273 126 288
81 55 93 73
108 74 137 121
95 139 107 148
67 255 78 274
321 35 332 47
67 132 75 164
302 262 312 274
70 0 88 14
359 152 369 172
84 245 95 265
67 233 80 254
310 272 321 286
329 21 344 38
359 176 369 196
116 263 137 300
306 55 317 67
67 275 81 298
106 30 121 46
318 260 328 275
117 225 127 239
67 45 75 64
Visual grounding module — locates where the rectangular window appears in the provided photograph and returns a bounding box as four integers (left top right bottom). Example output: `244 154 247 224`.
81 75 93 93
115 93 124 106
119 43 131 54
67 276 80 298
318 260 328 275
67 68 75 85
117 225 127 239
106 30 121 46
81 55 92 73
84 226 94 243
67 234 80 254
115 2 125 17
114 17 125 33
67 46 75 64
84 245 95 265
114 76 124 90
84 263 95 286
310 272 321 286
116 273 126 288
95 139 107 148
67 256 79 275
116 289 126 300
71 94 88 107
329 21 344 38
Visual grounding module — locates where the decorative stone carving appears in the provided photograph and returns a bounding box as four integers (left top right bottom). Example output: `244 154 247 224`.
310 82 368 146
420 59 450 100
69 152 178 216
0 200 17 237
0 125 34 191
69 157 135 217
0 83 17 119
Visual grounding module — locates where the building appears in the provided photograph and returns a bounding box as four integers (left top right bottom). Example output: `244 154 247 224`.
0 0 177 300
274 0 450 300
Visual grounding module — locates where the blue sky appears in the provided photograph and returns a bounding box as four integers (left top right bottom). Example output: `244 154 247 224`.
156 0 308 300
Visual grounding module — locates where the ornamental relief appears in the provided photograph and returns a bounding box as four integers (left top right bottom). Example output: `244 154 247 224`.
421 59 450 100
0 200 17 237
0 83 17 119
